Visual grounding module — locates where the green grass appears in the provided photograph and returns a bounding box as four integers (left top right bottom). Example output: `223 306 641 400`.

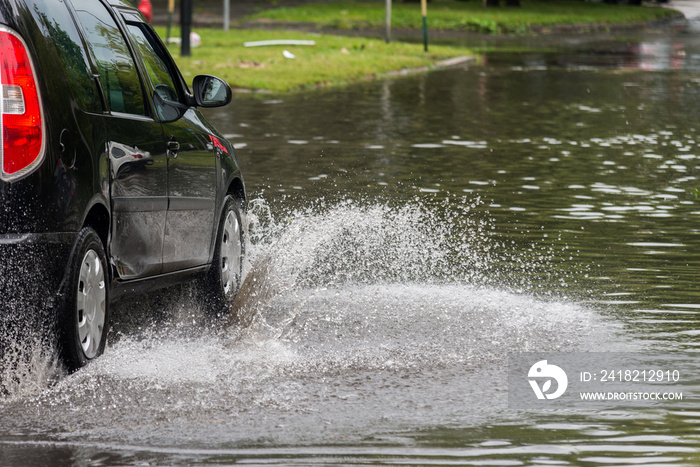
159 28 474 92
246 0 679 34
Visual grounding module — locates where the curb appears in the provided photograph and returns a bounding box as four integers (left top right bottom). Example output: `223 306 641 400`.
231 55 476 94
383 55 476 78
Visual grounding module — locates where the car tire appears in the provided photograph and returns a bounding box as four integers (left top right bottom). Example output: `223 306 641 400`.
57 227 109 372
201 196 244 317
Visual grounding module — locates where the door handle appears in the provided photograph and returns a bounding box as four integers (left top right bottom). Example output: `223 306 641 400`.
167 140 180 158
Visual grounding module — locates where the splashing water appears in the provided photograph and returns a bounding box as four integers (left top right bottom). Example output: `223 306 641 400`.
230 196 586 333
233 196 491 313
0 340 60 401
0 196 623 420
0 247 64 399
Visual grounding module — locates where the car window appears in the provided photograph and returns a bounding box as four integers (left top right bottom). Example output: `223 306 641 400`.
126 24 179 100
34 0 101 113
126 22 183 121
70 0 146 116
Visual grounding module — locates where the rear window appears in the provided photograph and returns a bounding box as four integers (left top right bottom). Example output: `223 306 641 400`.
33 0 101 113
70 0 146 116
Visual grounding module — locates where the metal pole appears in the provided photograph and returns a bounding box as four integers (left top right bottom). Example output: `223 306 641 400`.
166 0 175 43
385 0 391 44
181 0 192 57
421 0 428 52
224 0 230 32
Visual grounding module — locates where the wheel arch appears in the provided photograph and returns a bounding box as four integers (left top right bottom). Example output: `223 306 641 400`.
226 176 246 209
206 176 245 271
81 201 110 249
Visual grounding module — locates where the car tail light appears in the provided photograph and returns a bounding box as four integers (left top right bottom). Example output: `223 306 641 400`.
0 26 45 182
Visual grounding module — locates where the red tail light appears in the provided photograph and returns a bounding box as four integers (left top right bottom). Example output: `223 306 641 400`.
0 27 45 182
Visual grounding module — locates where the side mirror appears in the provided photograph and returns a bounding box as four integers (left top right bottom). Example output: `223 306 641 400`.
153 85 186 122
192 75 232 108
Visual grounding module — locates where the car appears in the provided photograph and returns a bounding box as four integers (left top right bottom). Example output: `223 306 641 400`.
0 0 245 371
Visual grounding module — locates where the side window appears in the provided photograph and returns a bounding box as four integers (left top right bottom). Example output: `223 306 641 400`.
126 23 183 121
34 0 101 113
126 24 178 99
70 0 145 116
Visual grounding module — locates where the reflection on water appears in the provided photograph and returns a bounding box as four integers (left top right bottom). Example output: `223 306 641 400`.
3 25 700 465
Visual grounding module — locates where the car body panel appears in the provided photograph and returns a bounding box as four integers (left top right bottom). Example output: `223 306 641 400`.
162 110 218 272
107 120 169 279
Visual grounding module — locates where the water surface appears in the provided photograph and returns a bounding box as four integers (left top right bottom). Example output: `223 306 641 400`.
3 23 700 466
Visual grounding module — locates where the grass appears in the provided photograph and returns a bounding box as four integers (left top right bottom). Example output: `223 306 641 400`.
159 28 474 92
245 0 679 34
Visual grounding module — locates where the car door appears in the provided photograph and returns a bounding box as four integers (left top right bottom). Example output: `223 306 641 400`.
123 19 218 273
160 112 218 272
71 0 168 279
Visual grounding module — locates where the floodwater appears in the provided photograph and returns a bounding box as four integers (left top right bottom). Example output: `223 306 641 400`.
3 20 700 466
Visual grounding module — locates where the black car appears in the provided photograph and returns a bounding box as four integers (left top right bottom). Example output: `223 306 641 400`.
0 0 245 370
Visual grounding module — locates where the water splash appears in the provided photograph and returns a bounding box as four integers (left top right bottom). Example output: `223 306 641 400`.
230 196 494 328
226 191 615 370
0 195 612 407
0 248 64 400
231 195 582 333
0 337 61 401
0 196 627 450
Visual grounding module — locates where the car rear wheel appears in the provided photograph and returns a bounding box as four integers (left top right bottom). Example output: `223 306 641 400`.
201 196 244 317
58 227 109 371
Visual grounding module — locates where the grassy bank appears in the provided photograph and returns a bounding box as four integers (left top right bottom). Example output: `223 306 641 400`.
245 0 678 34
160 28 474 92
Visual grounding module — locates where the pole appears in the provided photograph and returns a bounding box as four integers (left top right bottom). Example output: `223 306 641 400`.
385 0 391 44
166 0 175 43
421 0 428 52
181 0 192 57
224 0 230 32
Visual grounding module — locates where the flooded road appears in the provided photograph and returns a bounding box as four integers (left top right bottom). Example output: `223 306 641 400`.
3 20 700 466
